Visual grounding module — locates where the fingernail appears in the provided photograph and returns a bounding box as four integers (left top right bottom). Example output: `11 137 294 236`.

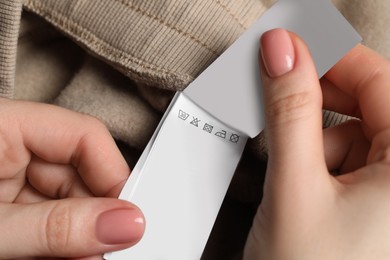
96 208 145 245
260 28 295 77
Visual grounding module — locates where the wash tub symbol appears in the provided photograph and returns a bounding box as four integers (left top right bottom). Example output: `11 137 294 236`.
178 110 189 120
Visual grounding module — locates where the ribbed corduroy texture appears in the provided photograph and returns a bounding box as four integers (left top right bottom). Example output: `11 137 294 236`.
23 0 267 90
0 0 22 98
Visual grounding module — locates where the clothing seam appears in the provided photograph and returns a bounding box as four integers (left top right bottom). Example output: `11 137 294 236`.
116 0 224 56
215 0 247 29
23 0 195 88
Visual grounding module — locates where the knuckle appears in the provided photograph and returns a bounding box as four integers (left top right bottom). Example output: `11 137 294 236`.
45 202 72 254
0 123 30 179
371 130 390 165
266 91 314 125
377 146 390 165
71 115 112 169
82 114 108 133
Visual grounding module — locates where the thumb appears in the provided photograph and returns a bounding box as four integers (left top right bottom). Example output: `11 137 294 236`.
243 29 331 260
0 198 145 259
260 29 327 189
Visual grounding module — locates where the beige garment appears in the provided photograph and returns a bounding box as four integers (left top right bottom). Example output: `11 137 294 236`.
22 0 267 90
0 0 22 98
1 0 390 258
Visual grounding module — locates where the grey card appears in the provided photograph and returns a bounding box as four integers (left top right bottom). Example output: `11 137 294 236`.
184 0 362 138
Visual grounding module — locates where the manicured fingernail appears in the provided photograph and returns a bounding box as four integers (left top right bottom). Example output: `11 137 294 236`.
260 28 295 77
96 208 145 245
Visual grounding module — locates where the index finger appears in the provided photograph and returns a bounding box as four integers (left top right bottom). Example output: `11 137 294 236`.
325 44 390 137
6 100 130 197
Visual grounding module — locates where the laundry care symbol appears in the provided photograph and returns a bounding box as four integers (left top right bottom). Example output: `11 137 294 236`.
203 123 213 133
230 134 240 143
215 130 226 139
178 108 240 144
178 110 189 120
190 117 201 127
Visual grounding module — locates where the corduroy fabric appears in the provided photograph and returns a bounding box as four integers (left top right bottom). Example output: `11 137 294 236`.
0 0 22 98
22 0 267 90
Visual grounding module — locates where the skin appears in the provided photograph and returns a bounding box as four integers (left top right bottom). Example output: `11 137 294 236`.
244 30 390 259
0 99 143 259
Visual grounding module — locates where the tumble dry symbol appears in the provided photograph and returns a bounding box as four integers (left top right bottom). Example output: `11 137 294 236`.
230 134 240 143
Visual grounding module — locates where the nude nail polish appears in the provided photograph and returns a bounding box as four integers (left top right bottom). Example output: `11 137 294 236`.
260 28 295 77
96 208 145 245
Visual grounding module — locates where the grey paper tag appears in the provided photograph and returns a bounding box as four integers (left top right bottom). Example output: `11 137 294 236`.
184 0 361 138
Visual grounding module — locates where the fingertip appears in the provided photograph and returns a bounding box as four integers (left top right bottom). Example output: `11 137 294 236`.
260 28 295 78
96 206 145 246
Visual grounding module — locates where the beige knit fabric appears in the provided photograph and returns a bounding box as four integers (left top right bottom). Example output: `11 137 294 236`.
22 0 266 90
0 0 22 98
19 0 390 92
54 56 160 150
336 0 390 58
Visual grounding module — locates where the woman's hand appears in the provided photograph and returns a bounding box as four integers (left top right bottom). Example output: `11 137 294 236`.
244 29 390 259
0 100 144 259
